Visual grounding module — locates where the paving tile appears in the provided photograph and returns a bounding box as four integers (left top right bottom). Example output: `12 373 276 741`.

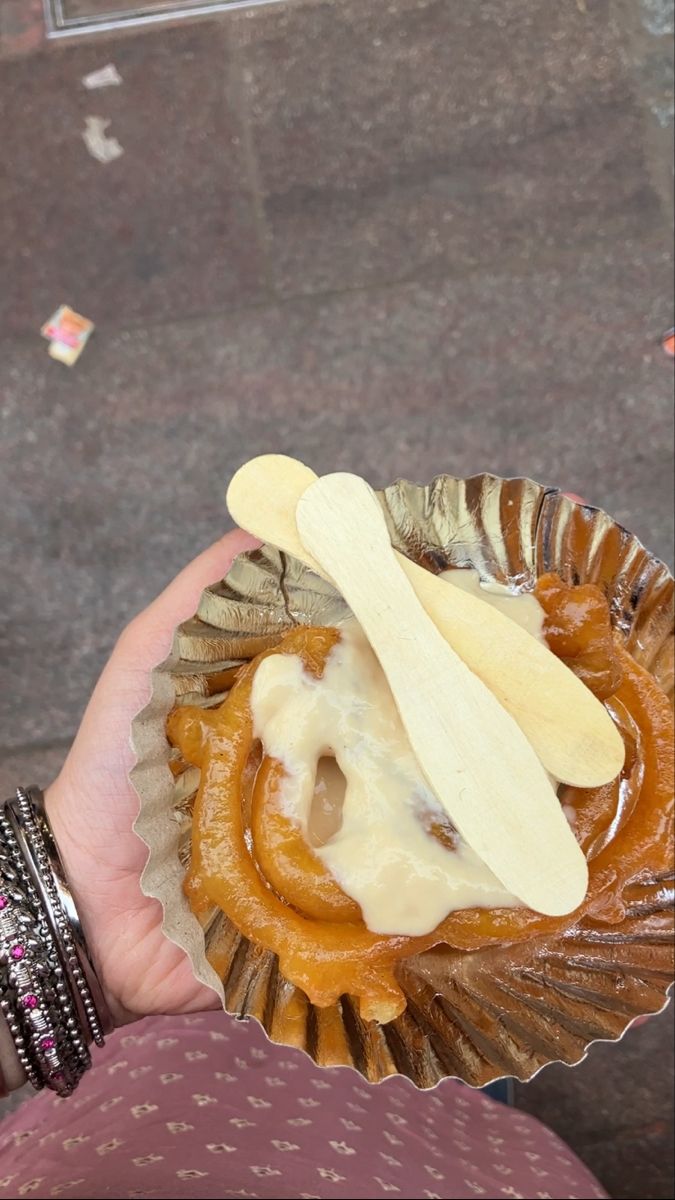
234 0 668 294
0 0 44 60
516 1006 674 1200
0 743 69 799
0 20 268 335
1 242 672 747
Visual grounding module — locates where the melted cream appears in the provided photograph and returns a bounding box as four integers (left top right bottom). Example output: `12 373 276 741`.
250 572 547 937
440 568 545 641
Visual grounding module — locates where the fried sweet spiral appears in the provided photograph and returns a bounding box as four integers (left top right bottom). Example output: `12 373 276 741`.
167 576 674 1023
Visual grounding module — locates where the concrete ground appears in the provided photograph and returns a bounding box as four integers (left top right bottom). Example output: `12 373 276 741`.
0 1 673 1196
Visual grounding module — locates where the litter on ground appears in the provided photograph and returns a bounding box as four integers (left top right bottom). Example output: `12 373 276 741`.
41 305 95 366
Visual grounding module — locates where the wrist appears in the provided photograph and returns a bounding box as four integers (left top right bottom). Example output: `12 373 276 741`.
44 779 129 1029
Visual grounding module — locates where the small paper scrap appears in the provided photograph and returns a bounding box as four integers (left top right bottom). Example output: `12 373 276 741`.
82 116 123 164
41 306 94 367
82 63 122 89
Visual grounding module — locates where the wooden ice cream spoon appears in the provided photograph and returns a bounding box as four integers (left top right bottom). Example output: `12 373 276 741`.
294 471 588 917
226 454 624 789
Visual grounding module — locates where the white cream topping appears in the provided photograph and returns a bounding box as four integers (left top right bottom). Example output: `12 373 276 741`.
250 571 547 936
440 567 545 641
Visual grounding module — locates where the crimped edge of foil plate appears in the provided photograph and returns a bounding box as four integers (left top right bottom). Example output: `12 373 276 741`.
131 473 674 1088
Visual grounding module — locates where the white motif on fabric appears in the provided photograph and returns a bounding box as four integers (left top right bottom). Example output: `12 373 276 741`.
185 1050 208 1062
230 1117 256 1129
235 1057 249 1069
329 1140 356 1155
99 1096 123 1111
250 1048 267 1061
250 1166 281 1178
278 1060 300 1070
156 1038 179 1049
215 1072 237 1082
288 1118 313 1127
493 1164 513 1176
383 1131 403 1146
264 1077 286 1087
192 1093 217 1106
0 1176 16 1189
176 1169 209 1180
247 1096 272 1109
386 1113 408 1126
131 1103 159 1119
271 1140 300 1152
49 1181 85 1196
345 1102 366 1114
298 1097 320 1108
62 1136 90 1150
317 1168 346 1182
379 1153 402 1167
96 1138 125 1155
422 1192 441 1200
159 1073 183 1084
209 1031 228 1041
166 1122 194 1135
132 1154 164 1167
373 1179 400 1193
424 1165 444 1179
207 1142 237 1153
107 1060 128 1075
464 1180 487 1195
311 1079 332 1090
525 1152 541 1162
129 1066 153 1080
340 1118 362 1131
500 1189 525 1198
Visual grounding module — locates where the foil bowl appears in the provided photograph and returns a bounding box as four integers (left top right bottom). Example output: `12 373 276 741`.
131 473 674 1087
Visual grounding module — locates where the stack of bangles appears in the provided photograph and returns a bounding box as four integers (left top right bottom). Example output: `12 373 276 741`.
0 786 113 1097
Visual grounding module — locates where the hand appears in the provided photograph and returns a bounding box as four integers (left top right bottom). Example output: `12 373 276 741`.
46 529 258 1025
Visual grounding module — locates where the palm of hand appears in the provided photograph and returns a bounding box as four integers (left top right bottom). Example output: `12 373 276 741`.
46 530 257 1024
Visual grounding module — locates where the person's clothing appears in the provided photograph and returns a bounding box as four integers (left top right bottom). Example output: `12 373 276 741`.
0 1012 607 1199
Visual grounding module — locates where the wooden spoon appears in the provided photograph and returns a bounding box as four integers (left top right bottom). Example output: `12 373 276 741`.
226 455 624 787
295 472 588 916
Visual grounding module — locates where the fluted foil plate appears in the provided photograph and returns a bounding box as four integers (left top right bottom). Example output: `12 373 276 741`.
132 475 674 1087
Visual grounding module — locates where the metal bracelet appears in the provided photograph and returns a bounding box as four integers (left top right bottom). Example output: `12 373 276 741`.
0 810 90 1095
11 787 113 1045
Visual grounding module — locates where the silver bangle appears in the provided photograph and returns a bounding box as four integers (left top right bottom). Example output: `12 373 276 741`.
12 787 113 1045
0 809 90 1095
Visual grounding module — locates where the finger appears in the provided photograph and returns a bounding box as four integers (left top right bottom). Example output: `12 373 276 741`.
64 529 260 786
